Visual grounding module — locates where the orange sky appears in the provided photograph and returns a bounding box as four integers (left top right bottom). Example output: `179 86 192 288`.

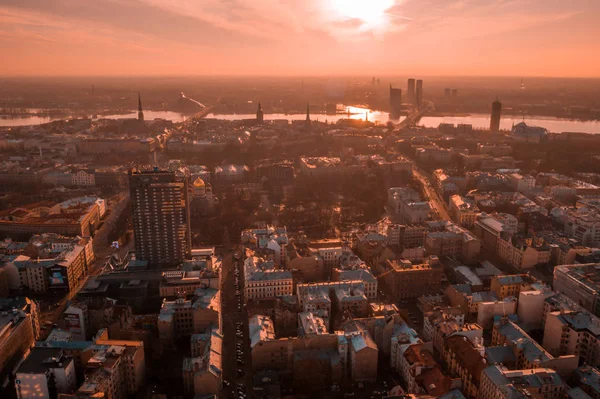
1 0 599 77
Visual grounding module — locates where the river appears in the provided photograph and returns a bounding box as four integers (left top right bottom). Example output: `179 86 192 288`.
206 106 400 124
2 107 600 134
0 110 186 127
419 114 600 134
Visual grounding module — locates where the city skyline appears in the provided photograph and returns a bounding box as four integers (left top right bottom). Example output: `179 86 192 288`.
1 0 599 77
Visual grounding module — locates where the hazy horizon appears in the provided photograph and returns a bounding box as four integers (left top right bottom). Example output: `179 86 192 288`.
1 0 600 78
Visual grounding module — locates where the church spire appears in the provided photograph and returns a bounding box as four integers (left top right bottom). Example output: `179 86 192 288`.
138 92 144 121
306 102 310 121
256 101 264 123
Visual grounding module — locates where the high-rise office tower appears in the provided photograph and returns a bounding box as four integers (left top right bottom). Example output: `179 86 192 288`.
407 78 416 104
415 79 423 107
490 99 502 133
129 167 191 267
444 88 451 97
389 84 402 117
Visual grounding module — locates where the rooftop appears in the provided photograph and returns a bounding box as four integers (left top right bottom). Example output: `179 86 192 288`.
494 274 526 286
484 365 564 392
574 366 600 396
495 320 553 364
299 311 328 335
17 347 72 374
569 387 593 399
444 335 487 384
249 314 275 348
557 310 600 336
555 263 600 295
335 286 367 303
450 195 480 212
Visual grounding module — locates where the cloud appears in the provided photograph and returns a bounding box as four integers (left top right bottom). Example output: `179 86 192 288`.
0 0 598 76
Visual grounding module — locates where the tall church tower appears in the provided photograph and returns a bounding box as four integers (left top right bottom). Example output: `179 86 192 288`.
305 102 311 126
256 102 264 123
138 92 144 121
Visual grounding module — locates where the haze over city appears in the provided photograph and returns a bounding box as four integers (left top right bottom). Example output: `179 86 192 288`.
1 0 600 77
3 2 600 399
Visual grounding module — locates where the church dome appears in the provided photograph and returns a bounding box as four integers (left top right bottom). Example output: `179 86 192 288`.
193 178 205 187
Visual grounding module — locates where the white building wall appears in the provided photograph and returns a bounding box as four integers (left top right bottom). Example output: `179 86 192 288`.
477 300 517 329
15 373 50 399
518 291 551 329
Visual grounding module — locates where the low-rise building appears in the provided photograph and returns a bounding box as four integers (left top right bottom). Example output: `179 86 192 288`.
6 238 94 294
241 226 288 266
449 195 480 228
497 235 551 271
553 263 600 317
379 256 443 300
562 208 600 247
490 275 532 299
182 328 222 397
158 289 220 342
332 268 377 300
517 284 555 329
473 214 518 256
214 164 249 182
58 331 146 399
334 286 369 318
385 223 427 250
0 197 104 240
298 311 328 336
493 318 578 374
71 169 96 187
479 366 566 399
431 319 483 359
510 173 536 194
338 323 379 383
445 285 517 328
422 307 465 342
425 221 481 263
159 269 219 298
297 281 365 318
572 366 600 399
0 297 39 386
388 187 431 224
543 309 600 367
93 333 147 396
443 335 487 398
243 255 293 301
15 347 76 399
398 343 451 397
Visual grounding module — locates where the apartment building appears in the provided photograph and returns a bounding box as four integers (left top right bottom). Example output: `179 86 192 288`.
379 257 443 300
449 195 480 228
553 263 600 317
479 366 566 399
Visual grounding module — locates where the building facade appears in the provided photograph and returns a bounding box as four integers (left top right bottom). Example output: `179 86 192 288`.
129 168 191 267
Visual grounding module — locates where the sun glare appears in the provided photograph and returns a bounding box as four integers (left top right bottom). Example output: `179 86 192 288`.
329 0 395 29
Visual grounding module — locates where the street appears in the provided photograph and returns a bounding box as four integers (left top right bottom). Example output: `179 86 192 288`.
412 166 451 221
38 192 130 338
220 249 253 399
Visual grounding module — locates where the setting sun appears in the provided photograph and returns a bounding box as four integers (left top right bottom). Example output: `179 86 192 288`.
329 0 395 30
